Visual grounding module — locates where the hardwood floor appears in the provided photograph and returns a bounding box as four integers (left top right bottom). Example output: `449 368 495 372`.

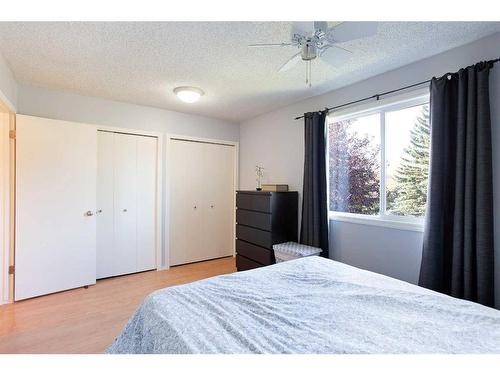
0 256 236 354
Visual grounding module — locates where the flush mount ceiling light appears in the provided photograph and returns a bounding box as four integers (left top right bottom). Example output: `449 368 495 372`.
173 86 205 103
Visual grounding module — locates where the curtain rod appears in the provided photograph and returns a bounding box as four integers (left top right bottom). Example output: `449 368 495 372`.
294 57 500 121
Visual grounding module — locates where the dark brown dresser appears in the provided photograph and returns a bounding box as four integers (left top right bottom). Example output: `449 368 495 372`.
235 190 298 271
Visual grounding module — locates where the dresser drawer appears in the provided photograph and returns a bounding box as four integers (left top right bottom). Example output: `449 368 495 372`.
236 254 264 271
236 193 271 213
236 239 274 265
236 209 271 231
236 224 272 249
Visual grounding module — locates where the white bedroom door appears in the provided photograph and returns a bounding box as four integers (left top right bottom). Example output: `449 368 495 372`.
15 115 97 301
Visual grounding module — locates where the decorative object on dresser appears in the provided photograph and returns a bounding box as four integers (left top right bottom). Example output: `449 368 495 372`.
261 184 288 192
235 190 298 271
255 165 264 191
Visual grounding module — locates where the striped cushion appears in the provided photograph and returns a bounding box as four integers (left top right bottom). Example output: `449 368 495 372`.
272 241 322 257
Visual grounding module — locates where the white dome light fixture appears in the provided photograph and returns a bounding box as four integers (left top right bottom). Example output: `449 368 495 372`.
173 86 204 103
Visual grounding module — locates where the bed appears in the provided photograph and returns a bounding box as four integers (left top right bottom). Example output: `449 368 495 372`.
107 256 500 354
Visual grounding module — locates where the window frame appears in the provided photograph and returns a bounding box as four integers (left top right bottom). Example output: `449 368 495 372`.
327 88 430 232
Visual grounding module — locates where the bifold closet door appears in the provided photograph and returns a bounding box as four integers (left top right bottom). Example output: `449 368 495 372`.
96 131 114 279
169 139 235 266
15 115 97 301
96 131 157 279
136 136 157 272
113 133 138 276
169 140 204 266
203 143 235 259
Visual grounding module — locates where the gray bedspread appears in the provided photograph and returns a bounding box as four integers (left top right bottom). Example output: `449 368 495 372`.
107 256 500 354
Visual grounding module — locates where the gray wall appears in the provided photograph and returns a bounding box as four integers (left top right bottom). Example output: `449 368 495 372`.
239 32 500 307
18 84 239 268
330 222 423 284
17 84 239 141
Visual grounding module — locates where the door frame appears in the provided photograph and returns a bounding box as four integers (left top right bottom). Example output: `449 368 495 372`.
0 102 14 304
97 126 164 271
165 134 239 270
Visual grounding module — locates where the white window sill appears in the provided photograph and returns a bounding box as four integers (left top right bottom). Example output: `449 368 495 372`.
329 212 424 232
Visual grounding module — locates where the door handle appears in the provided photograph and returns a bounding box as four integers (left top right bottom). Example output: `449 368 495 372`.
210 205 214 208
85 210 94 217
96 209 103 214
122 208 128 212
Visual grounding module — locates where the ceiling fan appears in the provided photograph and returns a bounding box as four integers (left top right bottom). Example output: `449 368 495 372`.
249 21 378 87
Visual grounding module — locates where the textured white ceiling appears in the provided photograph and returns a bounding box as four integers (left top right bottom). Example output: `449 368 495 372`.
0 22 499 122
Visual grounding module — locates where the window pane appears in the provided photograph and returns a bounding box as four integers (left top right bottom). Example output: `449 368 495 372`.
329 113 380 215
385 104 430 217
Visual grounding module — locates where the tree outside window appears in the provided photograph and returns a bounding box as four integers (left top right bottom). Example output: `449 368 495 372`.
328 100 430 220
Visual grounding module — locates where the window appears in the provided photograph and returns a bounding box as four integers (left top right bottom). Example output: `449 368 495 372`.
328 93 430 230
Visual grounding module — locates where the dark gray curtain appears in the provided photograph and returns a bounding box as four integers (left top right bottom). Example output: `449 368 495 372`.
419 61 495 307
300 111 329 257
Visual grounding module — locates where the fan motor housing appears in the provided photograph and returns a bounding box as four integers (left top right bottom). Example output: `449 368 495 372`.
301 41 317 61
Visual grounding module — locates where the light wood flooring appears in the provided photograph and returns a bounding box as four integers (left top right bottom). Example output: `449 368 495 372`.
0 256 236 353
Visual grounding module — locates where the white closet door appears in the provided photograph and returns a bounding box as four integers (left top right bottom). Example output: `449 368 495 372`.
96 131 115 279
15 115 97 301
113 133 138 276
169 139 204 266
169 139 234 266
198 143 217 262
208 143 235 258
136 136 157 272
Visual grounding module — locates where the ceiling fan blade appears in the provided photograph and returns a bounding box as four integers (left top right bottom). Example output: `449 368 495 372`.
278 53 302 73
327 22 378 43
291 21 315 37
320 45 352 67
248 43 293 47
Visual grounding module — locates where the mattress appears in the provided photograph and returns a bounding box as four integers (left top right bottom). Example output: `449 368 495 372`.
107 256 500 354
